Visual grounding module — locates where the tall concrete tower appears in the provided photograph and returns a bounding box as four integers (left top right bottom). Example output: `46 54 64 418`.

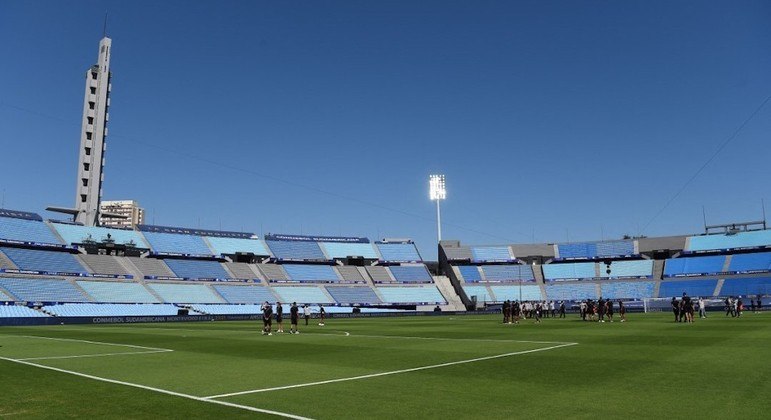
74 36 112 226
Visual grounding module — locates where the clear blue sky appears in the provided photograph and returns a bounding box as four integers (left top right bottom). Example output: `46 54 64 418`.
1 0 770 259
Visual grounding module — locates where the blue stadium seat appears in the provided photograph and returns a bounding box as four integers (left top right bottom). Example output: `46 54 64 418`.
543 262 595 281
470 246 512 262
0 305 48 317
558 243 597 259
388 265 432 283
488 285 543 301
544 283 597 300
44 303 180 317
326 287 382 304
265 240 327 261
51 223 148 247
375 243 422 262
147 283 224 303
663 256 726 277
76 280 159 303
457 265 483 282
141 231 213 256
319 242 379 259
283 264 340 282
164 259 230 280
376 286 445 304
600 282 655 299
659 279 717 298
688 230 771 252
0 247 88 274
0 278 90 302
728 252 771 273
0 216 61 245
0 289 13 301
190 304 264 315
598 260 653 278
213 284 277 304
594 241 635 257
272 286 334 304
720 277 771 296
558 241 634 259
481 265 535 282
205 236 269 256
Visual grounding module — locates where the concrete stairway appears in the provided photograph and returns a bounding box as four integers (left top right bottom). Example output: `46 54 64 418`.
433 275 465 311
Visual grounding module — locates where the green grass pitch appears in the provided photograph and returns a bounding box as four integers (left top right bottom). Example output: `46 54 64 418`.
1 312 769 419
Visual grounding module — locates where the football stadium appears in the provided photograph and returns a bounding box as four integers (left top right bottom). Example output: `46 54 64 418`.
1 2 770 419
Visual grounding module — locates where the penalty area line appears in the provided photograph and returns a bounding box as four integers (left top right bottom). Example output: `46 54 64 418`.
16 349 172 361
11 335 173 352
0 357 313 420
204 342 578 399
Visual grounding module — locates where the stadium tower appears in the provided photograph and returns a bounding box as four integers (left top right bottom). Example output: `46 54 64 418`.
73 35 112 226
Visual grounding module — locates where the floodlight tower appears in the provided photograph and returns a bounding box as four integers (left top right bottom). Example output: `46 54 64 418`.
429 174 446 243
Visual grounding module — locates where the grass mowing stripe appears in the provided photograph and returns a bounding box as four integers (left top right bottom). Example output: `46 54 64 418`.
204 342 578 399
0 356 314 420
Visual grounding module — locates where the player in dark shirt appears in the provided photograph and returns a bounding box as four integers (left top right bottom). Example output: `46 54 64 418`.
502 300 511 324
598 297 606 323
275 301 284 333
290 302 299 334
558 301 566 318
682 293 693 323
606 299 614 322
672 297 680 322
318 305 326 326
512 301 521 324
262 301 273 336
618 300 626 322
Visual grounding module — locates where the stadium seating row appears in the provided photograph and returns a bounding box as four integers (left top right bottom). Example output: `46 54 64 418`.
455 265 535 282
2 214 425 262
557 240 635 259
687 230 771 252
0 246 433 283
0 277 446 305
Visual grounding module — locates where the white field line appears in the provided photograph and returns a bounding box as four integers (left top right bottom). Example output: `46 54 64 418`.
0 357 313 420
13 335 172 352
16 349 171 361
3 335 174 361
204 342 578 399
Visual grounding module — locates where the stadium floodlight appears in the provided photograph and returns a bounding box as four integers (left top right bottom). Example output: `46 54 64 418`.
429 174 446 242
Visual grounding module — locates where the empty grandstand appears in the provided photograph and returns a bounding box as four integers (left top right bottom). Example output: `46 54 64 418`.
164 259 231 281
0 247 88 275
76 280 159 303
138 225 215 257
205 236 269 257
51 222 148 248
376 286 445 305
1 203 771 320
326 286 382 305
265 236 328 261
375 241 422 262
272 286 334 304
0 210 63 246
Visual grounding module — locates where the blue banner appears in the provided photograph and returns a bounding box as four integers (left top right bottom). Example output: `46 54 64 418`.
0 208 43 221
138 224 255 239
265 233 369 243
